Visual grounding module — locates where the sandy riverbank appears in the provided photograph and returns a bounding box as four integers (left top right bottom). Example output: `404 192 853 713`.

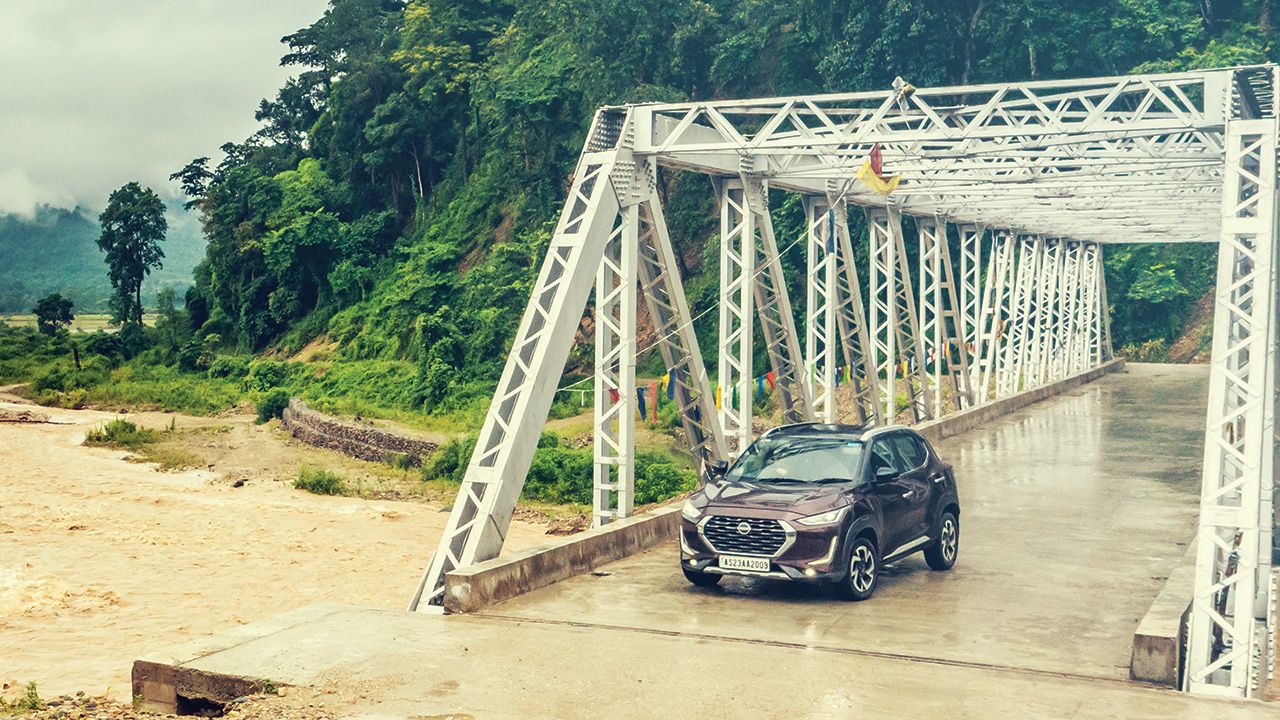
0 394 548 701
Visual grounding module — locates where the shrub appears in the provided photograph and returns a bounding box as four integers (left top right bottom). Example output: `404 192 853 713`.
421 433 478 484
294 466 347 495
207 354 251 379
84 419 158 450
255 388 291 423
243 359 296 392
635 452 697 504
1121 338 1171 362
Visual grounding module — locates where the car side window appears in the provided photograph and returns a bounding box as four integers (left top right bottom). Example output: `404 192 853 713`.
868 440 902 478
891 435 928 471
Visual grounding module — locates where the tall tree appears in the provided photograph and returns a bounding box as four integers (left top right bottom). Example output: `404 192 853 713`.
32 292 74 335
98 182 168 326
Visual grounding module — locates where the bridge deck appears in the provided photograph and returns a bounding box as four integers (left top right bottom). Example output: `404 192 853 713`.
485 363 1207 681
140 364 1280 718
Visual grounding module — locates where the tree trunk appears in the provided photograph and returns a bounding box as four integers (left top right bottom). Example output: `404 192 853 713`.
71 342 81 371
960 0 986 86
411 142 425 199
135 284 142 326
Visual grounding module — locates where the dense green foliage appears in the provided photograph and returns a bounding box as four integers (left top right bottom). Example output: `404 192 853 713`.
163 0 1274 417
295 466 349 495
32 293 74 336
423 431 696 505
6 1 1277 443
83 419 158 450
97 182 169 325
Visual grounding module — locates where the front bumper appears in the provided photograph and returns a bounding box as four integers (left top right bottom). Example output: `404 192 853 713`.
680 512 846 582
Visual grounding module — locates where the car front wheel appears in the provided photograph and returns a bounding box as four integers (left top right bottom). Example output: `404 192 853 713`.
925 511 959 571
833 535 878 601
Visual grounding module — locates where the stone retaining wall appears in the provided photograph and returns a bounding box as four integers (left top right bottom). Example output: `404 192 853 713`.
281 398 437 466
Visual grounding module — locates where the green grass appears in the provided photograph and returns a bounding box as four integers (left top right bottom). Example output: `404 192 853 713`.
0 681 42 714
294 466 348 495
83 419 158 450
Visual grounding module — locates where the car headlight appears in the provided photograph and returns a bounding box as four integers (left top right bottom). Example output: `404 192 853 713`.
796 506 848 526
681 500 703 522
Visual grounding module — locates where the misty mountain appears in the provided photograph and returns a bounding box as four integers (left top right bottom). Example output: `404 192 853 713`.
0 203 205 313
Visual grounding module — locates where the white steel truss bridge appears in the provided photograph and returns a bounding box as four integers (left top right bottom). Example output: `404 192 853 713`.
410 64 1280 699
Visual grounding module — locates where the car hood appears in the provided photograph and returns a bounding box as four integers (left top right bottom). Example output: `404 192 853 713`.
701 479 848 515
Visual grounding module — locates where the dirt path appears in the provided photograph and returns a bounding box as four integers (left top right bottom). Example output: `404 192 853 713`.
0 396 549 701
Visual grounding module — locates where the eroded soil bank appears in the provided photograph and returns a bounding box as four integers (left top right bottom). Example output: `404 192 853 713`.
0 393 547 701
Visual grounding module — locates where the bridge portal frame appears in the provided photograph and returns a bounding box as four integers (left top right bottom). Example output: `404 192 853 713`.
410 64 1280 701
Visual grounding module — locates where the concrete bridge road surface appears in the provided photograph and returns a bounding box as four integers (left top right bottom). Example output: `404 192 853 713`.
136 364 1279 718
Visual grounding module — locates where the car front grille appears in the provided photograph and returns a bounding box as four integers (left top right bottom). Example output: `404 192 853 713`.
702 515 788 556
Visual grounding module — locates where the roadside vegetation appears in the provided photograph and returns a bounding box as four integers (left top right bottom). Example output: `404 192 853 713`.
4 0 1269 514
82 418 202 471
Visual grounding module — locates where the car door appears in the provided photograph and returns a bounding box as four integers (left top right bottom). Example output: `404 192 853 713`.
890 433 932 544
866 438 912 551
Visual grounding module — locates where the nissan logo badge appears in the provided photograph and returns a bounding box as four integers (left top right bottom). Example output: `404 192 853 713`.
736 522 751 535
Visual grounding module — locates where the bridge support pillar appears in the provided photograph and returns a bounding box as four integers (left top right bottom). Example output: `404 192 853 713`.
867 207 933 422
804 196 838 424
1187 116 1280 696
591 205 638 527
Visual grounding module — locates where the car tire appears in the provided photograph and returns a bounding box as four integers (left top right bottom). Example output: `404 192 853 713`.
682 567 722 587
833 535 879 601
924 510 959 571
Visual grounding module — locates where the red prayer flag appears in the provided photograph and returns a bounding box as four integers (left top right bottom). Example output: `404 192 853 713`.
869 143 884 176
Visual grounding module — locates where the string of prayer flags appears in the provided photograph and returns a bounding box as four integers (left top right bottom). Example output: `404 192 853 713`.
636 387 647 420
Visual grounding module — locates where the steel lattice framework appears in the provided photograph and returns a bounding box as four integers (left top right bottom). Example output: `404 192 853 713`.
409 64 1280 700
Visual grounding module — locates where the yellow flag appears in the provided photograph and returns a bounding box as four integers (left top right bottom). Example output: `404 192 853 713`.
857 160 901 195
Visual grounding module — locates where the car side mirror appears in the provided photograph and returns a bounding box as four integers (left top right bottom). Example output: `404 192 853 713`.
874 466 897 482
708 460 729 479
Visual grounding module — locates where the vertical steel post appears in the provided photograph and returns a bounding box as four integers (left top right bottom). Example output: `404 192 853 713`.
717 179 754 455
1187 117 1280 696
959 224 984 389
636 194 727 466
805 196 838 423
592 208 637 526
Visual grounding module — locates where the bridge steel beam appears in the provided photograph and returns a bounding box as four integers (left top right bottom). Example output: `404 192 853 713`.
867 208 933 422
831 199 882 425
591 209 638 527
410 131 627 609
715 178 755 455
636 195 726 467
975 230 1015 403
918 216 974 415
959 223 984 387
1187 116 1280 697
804 196 839 423
743 178 813 426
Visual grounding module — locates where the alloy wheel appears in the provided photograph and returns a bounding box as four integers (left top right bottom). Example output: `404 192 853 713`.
850 544 876 593
941 518 958 563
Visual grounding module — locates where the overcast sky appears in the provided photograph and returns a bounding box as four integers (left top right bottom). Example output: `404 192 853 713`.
0 0 329 216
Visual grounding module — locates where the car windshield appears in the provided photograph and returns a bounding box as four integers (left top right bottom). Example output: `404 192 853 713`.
726 435 864 484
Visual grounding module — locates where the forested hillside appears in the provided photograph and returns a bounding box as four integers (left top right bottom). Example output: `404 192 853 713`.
165 0 1271 415
0 203 205 313
7 0 1274 429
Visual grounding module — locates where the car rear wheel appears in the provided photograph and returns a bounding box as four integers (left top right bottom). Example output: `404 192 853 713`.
682 566 722 587
833 536 878 601
924 511 959 571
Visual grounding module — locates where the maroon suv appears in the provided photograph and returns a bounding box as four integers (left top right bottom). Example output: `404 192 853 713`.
680 423 960 600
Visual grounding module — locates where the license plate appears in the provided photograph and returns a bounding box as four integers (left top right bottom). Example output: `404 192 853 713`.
718 555 771 572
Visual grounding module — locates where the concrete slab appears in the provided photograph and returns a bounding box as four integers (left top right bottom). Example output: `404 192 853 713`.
137 602 1277 719
484 364 1209 681
136 364 1249 717
1131 544 1195 685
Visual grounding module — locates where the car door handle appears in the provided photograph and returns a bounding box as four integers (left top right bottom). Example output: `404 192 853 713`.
901 490 915 499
